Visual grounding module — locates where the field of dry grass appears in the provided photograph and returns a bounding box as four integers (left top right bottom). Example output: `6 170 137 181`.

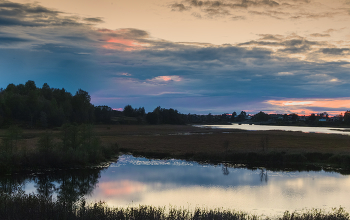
93 124 350 156
2 124 350 170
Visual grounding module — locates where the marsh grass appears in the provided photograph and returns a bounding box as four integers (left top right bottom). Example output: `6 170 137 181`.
0 191 349 220
0 124 119 174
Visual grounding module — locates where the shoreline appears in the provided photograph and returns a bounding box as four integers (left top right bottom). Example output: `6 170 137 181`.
1 124 350 174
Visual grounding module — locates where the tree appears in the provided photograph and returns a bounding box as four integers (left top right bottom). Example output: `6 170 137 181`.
123 105 134 117
290 113 298 122
308 113 316 122
237 111 247 121
344 111 350 125
254 111 269 121
230 111 237 122
71 89 94 123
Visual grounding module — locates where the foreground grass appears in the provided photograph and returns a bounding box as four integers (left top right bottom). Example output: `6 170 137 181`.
0 191 349 220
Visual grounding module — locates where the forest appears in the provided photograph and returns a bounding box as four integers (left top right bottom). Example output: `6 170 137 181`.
0 80 187 128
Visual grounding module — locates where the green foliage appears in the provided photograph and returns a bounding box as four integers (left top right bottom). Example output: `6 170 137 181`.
254 111 269 122
146 106 185 125
0 125 22 154
344 111 350 125
38 131 54 155
0 124 119 174
0 81 97 128
237 111 247 122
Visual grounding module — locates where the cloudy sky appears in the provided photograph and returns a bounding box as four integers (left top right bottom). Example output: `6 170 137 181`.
1 0 350 115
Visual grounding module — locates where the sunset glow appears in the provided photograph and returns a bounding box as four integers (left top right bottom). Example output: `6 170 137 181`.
98 181 146 196
1 0 350 114
149 76 182 82
267 99 350 109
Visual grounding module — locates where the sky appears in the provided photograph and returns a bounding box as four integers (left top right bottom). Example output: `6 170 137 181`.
1 0 350 115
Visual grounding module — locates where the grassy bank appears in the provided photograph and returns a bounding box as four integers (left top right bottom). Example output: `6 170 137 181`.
95 125 350 170
2 124 350 173
0 124 119 174
1 191 349 220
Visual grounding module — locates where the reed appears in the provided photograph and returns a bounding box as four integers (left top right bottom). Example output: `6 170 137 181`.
0 191 348 220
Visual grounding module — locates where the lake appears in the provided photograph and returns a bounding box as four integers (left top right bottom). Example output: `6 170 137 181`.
198 124 350 135
2 154 350 218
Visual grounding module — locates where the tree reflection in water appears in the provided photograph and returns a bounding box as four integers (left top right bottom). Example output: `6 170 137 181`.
222 163 230 175
0 167 105 208
259 168 268 183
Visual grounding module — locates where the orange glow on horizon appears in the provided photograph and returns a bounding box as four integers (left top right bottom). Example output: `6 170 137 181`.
267 99 350 109
264 99 350 116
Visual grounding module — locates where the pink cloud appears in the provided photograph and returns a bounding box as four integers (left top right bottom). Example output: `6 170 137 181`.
101 37 148 51
98 180 146 196
148 75 182 82
267 99 350 108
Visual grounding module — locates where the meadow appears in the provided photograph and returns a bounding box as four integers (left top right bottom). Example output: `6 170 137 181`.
1 124 350 173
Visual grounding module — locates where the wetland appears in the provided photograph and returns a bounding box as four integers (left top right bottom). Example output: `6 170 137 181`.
2 124 350 219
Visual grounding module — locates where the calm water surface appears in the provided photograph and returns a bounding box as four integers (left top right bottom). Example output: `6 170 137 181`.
4 155 349 217
199 124 350 135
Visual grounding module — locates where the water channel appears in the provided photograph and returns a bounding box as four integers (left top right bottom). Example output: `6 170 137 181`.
199 123 350 135
2 154 350 217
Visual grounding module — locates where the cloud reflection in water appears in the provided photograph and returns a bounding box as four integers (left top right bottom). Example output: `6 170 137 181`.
87 155 350 216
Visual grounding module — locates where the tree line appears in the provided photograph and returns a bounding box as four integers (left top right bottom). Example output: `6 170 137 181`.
0 81 96 128
0 81 188 128
2 81 350 128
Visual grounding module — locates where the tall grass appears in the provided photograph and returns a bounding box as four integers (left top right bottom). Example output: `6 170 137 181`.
0 124 120 174
0 191 348 220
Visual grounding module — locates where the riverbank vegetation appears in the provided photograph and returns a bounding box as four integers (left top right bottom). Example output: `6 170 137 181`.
0 124 118 174
0 190 348 220
98 125 350 171
0 191 349 220
2 124 350 174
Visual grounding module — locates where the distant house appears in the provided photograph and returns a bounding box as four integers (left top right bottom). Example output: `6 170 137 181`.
319 118 327 122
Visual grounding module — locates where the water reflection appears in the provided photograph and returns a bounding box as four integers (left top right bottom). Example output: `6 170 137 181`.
259 168 268 183
91 155 350 216
0 168 104 208
1 155 350 217
199 124 350 135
